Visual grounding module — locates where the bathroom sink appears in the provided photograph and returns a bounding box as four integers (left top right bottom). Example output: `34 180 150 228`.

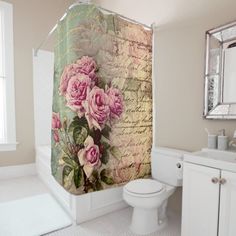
184 148 236 172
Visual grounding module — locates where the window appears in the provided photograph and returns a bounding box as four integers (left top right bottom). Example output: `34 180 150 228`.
0 1 16 151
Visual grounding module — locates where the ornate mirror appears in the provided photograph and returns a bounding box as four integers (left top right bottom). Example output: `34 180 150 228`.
204 21 236 119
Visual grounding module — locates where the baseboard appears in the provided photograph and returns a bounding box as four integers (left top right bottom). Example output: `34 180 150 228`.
0 163 36 180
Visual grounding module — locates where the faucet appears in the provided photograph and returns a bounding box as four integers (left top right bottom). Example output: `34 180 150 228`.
234 130 236 139
229 130 236 148
218 129 225 136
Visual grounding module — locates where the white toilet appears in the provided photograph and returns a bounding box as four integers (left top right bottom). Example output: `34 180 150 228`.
123 147 187 235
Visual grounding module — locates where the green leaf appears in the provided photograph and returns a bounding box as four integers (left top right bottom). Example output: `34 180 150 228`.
101 125 112 139
101 149 109 164
74 116 88 126
97 80 106 90
100 169 114 185
63 166 74 189
100 135 109 144
88 128 95 138
73 116 79 121
69 117 89 133
92 170 99 179
101 175 114 185
63 119 67 131
94 180 103 191
109 146 122 160
68 121 78 133
74 167 82 188
100 140 111 164
73 126 88 145
63 165 73 176
101 141 110 149
62 156 78 169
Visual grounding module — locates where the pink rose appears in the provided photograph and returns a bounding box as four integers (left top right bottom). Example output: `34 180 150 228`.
52 112 61 129
65 73 91 117
77 56 97 84
78 136 101 178
84 86 110 130
106 87 124 119
59 64 81 96
53 130 60 143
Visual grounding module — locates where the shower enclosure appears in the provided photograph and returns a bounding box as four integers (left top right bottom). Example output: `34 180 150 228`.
32 0 155 223
33 49 127 223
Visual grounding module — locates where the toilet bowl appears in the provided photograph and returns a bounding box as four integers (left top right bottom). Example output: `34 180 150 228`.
123 179 175 235
123 147 187 235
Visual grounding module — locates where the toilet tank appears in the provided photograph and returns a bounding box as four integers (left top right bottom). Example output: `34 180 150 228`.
151 147 188 186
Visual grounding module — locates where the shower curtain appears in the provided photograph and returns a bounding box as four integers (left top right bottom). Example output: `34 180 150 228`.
51 4 153 195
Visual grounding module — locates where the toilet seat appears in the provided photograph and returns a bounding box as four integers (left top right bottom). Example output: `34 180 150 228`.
124 179 164 196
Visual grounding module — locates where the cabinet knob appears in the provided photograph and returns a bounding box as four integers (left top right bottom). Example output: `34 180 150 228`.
219 178 227 185
211 177 219 184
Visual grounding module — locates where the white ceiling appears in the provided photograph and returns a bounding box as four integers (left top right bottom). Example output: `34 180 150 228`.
94 0 236 27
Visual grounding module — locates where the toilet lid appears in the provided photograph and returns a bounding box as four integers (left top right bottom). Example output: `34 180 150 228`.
124 179 163 195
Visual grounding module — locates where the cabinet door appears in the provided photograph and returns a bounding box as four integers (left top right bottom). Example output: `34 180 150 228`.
181 163 220 236
219 170 236 236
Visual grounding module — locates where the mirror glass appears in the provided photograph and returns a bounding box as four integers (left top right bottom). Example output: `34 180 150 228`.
204 21 236 119
223 46 236 103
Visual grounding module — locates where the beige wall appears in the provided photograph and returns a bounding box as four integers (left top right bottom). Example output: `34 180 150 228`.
95 0 236 152
0 0 73 166
155 20 236 151
1 0 236 167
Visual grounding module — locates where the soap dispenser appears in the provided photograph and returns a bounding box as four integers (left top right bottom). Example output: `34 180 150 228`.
218 129 228 151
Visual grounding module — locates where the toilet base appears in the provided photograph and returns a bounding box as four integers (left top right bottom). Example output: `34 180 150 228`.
130 207 167 235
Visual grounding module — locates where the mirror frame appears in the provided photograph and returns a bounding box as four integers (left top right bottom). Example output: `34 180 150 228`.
204 21 236 119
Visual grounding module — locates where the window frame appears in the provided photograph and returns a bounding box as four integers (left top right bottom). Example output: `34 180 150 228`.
0 1 17 151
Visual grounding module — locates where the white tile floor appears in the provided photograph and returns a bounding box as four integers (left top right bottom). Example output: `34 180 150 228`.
0 176 181 236
47 208 181 236
0 176 49 203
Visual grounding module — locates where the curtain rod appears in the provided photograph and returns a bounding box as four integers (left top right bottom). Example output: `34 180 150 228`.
34 2 153 56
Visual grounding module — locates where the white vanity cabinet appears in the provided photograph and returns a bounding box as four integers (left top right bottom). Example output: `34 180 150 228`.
218 170 236 236
181 161 236 236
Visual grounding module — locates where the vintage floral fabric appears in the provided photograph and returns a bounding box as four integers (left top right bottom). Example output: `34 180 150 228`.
51 4 153 195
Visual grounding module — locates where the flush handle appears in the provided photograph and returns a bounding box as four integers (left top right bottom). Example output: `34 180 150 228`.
219 178 227 185
211 177 219 184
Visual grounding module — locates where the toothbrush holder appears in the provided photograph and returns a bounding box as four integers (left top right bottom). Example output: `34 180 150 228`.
208 135 217 149
218 135 228 150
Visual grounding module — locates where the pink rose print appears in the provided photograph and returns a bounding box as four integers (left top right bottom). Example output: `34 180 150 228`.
78 136 101 178
65 73 91 117
84 86 110 130
59 64 81 96
77 56 97 85
53 130 60 143
55 56 126 192
52 112 61 129
106 87 124 119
